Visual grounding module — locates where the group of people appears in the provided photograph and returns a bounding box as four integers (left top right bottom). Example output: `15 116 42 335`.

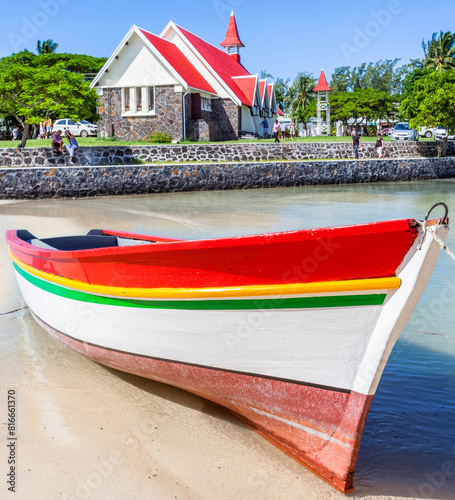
10 120 52 141
39 118 53 139
51 130 79 162
10 124 78 162
261 119 296 143
351 129 385 160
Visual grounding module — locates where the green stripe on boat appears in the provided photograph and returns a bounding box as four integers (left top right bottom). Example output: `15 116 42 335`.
13 262 387 310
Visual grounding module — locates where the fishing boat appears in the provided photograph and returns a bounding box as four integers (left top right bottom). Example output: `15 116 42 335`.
6 203 449 493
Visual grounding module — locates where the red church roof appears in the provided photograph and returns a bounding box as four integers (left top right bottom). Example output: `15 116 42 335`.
232 75 257 106
267 83 276 111
139 29 216 94
177 26 251 105
313 70 332 92
259 80 267 102
220 12 245 47
267 83 273 103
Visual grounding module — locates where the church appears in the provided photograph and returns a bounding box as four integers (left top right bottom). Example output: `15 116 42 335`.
91 13 278 142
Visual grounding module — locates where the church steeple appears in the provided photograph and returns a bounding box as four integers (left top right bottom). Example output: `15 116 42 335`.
220 11 244 63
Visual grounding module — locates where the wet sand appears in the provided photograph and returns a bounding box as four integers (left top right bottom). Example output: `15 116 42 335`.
1 188 454 500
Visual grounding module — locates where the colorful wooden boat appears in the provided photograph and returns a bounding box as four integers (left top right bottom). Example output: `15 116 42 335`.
6 204 449 493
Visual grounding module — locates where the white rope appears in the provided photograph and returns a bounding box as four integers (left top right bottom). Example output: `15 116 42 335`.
429 226 455 261
416 220 455 262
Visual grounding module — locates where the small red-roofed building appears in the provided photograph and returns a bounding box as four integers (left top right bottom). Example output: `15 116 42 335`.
91 13 278 142
313 70 332 135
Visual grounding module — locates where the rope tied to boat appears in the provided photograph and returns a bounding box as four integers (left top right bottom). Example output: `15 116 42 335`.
416 202 455 262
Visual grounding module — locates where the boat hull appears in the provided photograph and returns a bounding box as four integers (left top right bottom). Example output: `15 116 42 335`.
33 311 373 492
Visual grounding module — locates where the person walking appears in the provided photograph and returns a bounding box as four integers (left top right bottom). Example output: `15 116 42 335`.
290 119 296 140
280 121 287 140
352 130 361 159
11 127 19 141
64 130 79 162
376 134 385 159
39 121 45 139
272 119 280 143
260 118 269 139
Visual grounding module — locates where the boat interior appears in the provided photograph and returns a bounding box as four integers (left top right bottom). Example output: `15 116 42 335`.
15 229 156 251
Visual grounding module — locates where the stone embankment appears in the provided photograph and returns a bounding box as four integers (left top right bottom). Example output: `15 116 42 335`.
0 141 454 168
1 157 454 199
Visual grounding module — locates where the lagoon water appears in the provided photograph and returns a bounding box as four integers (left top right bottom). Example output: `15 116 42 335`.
1 180 454 499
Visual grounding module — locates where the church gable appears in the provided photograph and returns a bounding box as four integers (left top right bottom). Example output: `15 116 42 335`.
96 31 179 88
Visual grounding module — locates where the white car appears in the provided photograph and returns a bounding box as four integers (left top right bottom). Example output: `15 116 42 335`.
419 126 435 138
434 127 455 141
52 119 97 137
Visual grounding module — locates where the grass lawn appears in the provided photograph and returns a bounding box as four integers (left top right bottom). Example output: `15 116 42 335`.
0 135 434 149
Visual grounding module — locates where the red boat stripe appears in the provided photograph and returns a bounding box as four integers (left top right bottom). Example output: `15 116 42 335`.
6 219 418 288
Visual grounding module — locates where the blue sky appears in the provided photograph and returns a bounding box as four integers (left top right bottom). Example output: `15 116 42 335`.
1 0 454 83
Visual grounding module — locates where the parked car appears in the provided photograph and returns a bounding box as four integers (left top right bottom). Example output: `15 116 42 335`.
434 127 455 141
419 126 434 138
390 122 419 141
52 119 97 137
380 128 391 136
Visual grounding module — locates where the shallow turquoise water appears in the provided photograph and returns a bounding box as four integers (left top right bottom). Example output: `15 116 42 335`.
1 179 454 498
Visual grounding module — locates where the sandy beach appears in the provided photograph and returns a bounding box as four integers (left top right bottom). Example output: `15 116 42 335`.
1 189 454 500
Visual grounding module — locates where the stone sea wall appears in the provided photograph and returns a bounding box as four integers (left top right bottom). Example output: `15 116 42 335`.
1 157 454 199
0 141 454 168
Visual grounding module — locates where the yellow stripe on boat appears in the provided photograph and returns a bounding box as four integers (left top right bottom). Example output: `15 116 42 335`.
9 250 401 299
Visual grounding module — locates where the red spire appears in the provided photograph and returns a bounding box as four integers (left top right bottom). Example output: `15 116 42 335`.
220 11 245 47
313 70 332 92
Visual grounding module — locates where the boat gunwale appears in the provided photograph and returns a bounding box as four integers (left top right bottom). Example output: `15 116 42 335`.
5 218 418 260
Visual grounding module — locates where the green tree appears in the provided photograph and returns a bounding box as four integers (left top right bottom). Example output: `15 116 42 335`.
37 39 59 54
0 51 99 147
260 70 273 79
34 53 108 74
401 67 434 102
297 99 317 135
288 72 316 119
422 31 455 71
330 66 351 92
329 89 397 135
330 59 411 95
274 77 290 112
400 69 455 156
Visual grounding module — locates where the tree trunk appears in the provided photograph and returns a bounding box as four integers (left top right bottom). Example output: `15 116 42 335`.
438 136 448 157
18 122 29 148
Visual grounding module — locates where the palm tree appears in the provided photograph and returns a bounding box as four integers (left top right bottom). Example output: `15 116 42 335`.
289 73 316 117
422 31 455 71
36 39 59 54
